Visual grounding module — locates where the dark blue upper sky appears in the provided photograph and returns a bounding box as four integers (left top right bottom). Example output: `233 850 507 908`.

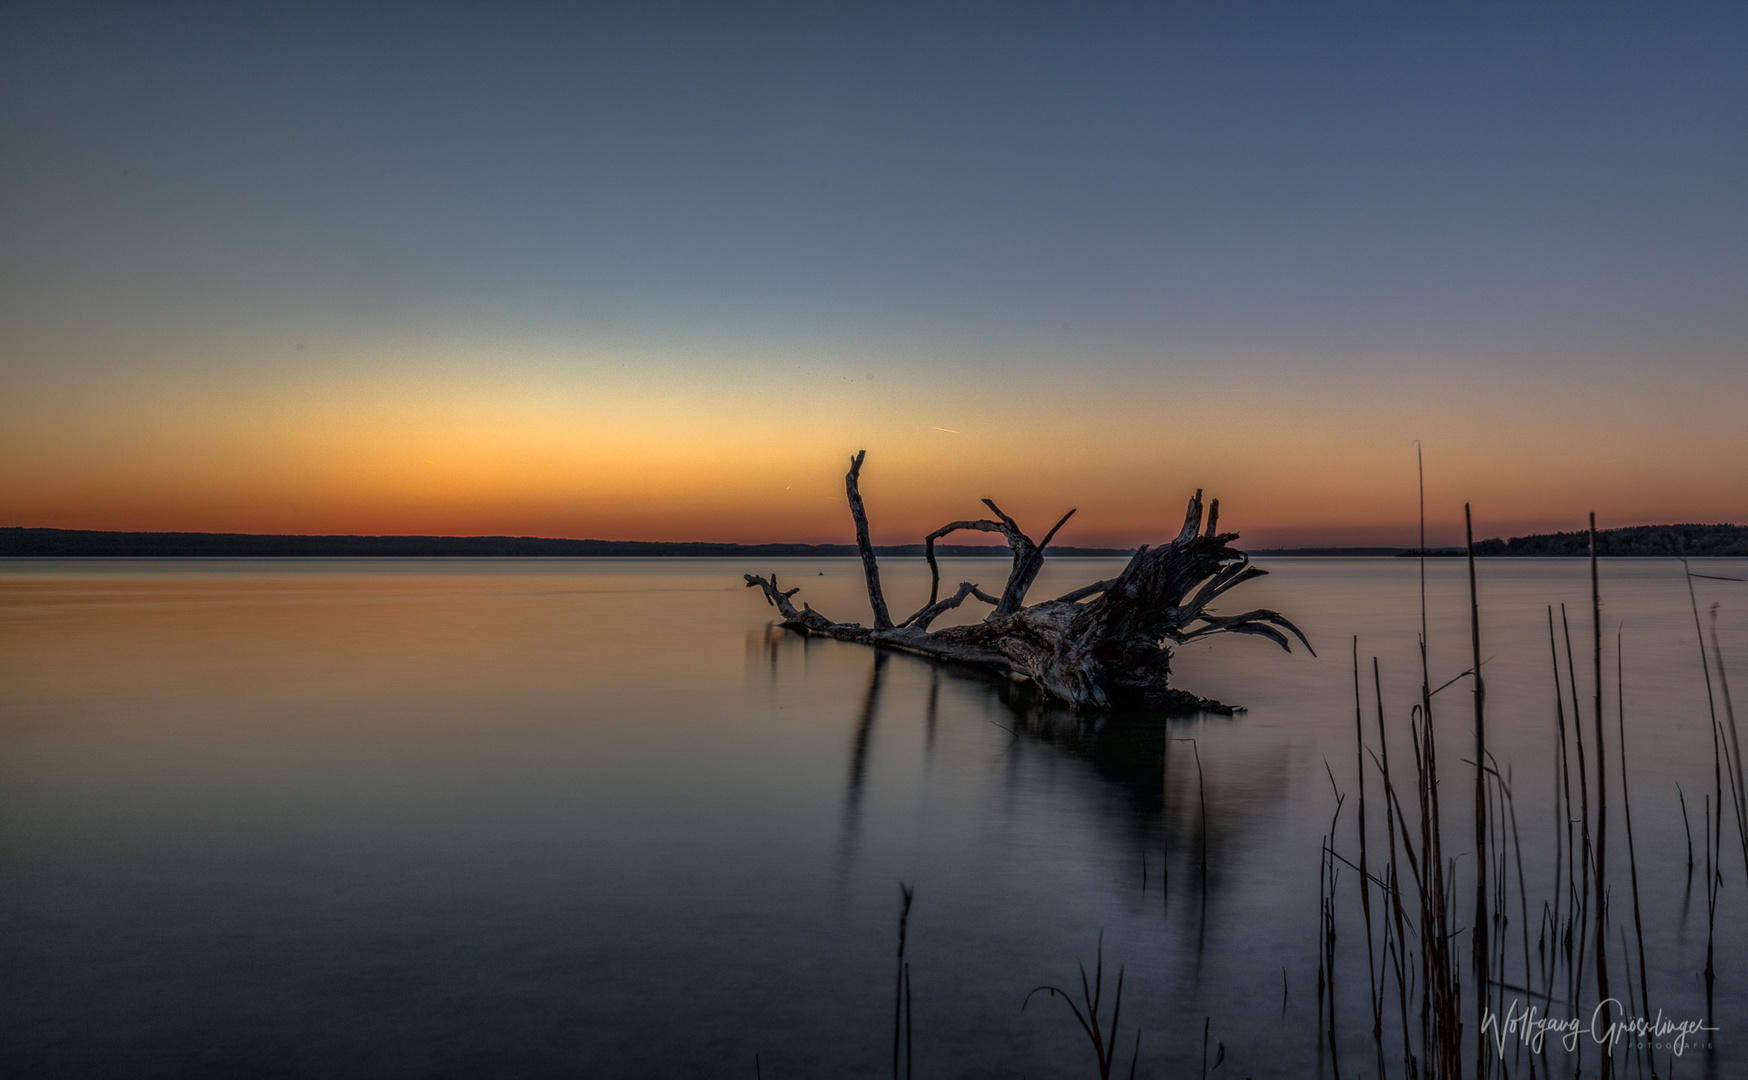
7 2 1745 353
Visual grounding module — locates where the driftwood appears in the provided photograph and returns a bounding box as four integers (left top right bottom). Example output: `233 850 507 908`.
745 451 1311 713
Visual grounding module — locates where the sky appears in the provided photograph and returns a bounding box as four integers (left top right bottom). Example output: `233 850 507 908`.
2 2 1745 548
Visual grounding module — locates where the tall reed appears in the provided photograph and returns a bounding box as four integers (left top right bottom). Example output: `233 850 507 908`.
1353 637 1383 1076
1561 603 1592 1062
1374 656 1417 1079
1312 491 1739 1080
1465 505 1491 1077
1319 761 1345 1080
1710 606 1746 883
1617 632 1654 1080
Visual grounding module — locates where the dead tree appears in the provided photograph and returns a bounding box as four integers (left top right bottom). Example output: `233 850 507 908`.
744 451 1311 712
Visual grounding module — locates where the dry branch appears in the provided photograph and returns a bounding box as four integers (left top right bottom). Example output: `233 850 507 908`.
846 450 894 629
743 452 1310 712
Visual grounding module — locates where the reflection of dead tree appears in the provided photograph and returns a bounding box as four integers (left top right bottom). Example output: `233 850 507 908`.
745 451 1311 712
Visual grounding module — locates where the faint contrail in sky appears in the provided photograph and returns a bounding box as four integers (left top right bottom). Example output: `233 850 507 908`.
931 427 961 434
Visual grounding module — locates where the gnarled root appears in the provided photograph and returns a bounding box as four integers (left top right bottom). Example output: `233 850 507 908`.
743 453 1311 712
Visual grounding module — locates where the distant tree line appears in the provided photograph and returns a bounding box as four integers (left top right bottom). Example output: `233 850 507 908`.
5 523 1742 559
0 527 1133 559
1473 522 1748 557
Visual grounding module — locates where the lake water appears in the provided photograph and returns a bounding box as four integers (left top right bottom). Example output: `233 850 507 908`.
2 556 1744 1078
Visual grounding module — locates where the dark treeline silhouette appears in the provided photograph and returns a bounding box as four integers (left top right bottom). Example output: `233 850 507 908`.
0 526 1133 559
8 523 1743 559
1473 522 1748 557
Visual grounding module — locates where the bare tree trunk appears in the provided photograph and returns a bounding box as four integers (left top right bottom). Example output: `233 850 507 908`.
846 450 894 629
745 452 1310 711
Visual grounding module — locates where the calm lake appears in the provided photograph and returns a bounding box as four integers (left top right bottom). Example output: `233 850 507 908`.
2 556 1744 1078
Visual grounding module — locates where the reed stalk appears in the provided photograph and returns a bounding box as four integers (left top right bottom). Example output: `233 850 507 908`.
1501 763 1532 1059
1617 632 1655 1079
1353 637 1383 1075
1419 654 1458 1072
1321 765 1345 1080
1547 608 1575 966
1466 505 1491 1078
1678 783 1694 877
1677 548 1725 1030
1022 933 1139 1080
1414 444 1459 1077
1709 607 1747 884
904 962 913 1080
1175 738 1209 881
1561 604 1591 1046
1374 656 1418 1079
1590 514 1613 1080
1704 794 1716 1023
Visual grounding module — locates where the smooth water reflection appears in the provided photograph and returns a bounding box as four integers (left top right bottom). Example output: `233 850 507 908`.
1 557 1743 1077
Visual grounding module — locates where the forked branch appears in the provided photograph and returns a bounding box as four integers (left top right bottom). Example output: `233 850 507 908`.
923 501 1076 615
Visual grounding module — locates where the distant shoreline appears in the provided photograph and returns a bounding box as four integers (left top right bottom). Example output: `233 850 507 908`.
2 524 1743 558
0 527 1134 559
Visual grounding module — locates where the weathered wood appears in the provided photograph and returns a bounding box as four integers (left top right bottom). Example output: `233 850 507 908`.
846 451 894 629
899 580 1000 631
745 452 1310 712
744 573 836 632
1049 578 1114 604
922 502 1074 615
923 517 1006 607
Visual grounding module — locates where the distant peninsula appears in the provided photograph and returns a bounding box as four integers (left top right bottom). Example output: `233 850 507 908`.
1271 524 1748 558
1470 522 1748 557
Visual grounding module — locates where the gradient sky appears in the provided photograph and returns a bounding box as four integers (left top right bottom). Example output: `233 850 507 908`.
3 2 1745 547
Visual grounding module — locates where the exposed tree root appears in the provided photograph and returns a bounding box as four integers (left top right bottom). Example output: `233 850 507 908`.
745 451 1311 712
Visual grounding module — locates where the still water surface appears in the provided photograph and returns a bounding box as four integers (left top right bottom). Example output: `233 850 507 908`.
1 557 1744 1077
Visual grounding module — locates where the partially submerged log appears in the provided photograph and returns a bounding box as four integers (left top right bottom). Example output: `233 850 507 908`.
745 451 1311 713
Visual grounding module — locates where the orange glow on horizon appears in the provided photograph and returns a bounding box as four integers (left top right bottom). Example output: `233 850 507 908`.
3 340 1745 549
